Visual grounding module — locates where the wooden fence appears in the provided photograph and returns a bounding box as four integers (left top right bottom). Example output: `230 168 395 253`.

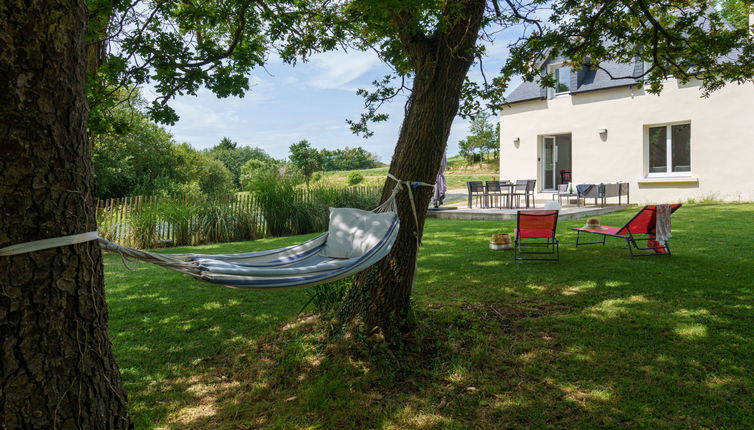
96 186 381 248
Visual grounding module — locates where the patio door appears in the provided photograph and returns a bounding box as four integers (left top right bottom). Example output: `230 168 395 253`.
542 136 557 191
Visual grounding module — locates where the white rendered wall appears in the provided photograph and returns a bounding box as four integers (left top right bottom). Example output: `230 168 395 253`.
499 80 754 203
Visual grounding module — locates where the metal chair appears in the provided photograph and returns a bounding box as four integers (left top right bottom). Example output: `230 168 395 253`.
466 181 486 208
514 210 560 261
485 181 505 208
511 180 528 208
512 179 536 208
526 179 537 208
554 183 577 205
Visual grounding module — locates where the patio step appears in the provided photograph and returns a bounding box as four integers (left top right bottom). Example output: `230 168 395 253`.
426 204 637 221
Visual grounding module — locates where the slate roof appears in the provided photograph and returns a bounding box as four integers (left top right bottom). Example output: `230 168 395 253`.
505 58 643 104
505 10 741 105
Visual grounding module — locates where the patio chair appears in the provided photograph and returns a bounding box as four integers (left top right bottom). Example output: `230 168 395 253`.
512 179 536 208
514 210 559 261
553 183 577 205
467 181 486 208
485 181 506 208
572 204 682 256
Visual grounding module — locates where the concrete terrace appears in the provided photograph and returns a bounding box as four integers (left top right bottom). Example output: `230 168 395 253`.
430 191 634 220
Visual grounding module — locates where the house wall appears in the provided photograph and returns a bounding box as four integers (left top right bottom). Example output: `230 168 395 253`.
499 80 754 203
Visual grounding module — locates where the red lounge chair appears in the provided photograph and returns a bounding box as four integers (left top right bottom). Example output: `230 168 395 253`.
572 204 682 256
514 210 559 261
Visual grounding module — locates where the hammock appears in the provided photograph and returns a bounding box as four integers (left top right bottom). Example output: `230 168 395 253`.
98 210 399 290
0 175 431 290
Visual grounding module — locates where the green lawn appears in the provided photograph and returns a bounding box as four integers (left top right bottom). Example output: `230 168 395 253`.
317 162 498 190
105 203 754 429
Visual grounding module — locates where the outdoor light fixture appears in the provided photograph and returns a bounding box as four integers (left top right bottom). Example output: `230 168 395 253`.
598 128 608 135
513 137 520 143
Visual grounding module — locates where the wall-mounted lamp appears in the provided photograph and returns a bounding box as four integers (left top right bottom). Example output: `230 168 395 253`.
598 128 607 135
513 137 520 143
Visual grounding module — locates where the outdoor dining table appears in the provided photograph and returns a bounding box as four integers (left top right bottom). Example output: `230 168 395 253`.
466 181 516 209
495 182 516 208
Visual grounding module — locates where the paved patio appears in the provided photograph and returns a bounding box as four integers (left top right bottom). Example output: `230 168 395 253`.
430 191 634 221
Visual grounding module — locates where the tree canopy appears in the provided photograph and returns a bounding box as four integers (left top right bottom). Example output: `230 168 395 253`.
89 1 753 133
92 112 237 198
205 137 277 188
288 140 323 186
458 116 499 166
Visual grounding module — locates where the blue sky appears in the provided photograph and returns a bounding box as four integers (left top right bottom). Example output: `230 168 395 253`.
159 31 521 163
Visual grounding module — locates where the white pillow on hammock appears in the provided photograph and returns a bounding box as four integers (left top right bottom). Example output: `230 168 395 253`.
320 208 396 259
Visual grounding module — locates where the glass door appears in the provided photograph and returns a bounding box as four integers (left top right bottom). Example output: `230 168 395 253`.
542 136 557 190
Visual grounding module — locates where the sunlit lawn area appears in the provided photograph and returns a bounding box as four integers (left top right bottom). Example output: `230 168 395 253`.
105 203 754 429
319 163 498 190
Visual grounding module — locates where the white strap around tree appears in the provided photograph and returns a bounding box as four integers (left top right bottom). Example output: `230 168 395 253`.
0 231 100 257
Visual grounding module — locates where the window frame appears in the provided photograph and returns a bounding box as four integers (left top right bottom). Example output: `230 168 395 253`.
548 62 572 97
644 121 692 177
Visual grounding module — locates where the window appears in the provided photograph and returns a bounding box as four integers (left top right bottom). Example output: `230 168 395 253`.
553 65 571 94
647 123 691 175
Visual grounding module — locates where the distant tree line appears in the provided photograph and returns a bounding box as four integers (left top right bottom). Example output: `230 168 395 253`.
321 147 381 171
286 140 382 187
92 105 381 198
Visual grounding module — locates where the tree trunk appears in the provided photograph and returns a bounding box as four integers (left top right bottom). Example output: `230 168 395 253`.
0 0 131 428
346 0 486 341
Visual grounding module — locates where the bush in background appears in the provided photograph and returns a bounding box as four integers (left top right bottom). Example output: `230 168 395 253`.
347 171 364 186
244 167 320 237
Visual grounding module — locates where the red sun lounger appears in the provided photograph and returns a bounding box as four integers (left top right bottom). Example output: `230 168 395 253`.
572 204 681 257
514 210 559 261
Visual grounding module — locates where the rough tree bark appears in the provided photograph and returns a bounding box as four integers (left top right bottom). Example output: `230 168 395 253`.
0 0 131 428
346 0 487 341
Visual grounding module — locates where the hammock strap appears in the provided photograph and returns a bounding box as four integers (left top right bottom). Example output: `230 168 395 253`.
384 173 433 247
383 173 433 291
0 231 100 256
96 238 201 276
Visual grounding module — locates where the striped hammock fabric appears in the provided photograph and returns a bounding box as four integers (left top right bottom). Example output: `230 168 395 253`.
98 212 400 290
187 213 399 288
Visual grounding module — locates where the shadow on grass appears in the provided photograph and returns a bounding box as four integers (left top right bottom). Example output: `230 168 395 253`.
106 204 754 428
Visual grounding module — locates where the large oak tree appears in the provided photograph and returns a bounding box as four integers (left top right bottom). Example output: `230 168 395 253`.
1 0 130 427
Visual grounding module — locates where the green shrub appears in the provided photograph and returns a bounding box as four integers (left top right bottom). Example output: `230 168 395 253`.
228 209 259 242
196 197 236 244
347 171 364 186
246 168 319 236
130 204 161 248
159 200 197 246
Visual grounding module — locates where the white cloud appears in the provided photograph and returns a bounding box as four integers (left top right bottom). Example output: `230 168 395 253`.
306 50 382 91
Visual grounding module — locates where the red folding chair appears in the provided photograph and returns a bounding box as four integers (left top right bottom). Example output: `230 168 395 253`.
514 210 559 261
572 204 682 256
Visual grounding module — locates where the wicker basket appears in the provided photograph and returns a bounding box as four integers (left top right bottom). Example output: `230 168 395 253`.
489 233 512 250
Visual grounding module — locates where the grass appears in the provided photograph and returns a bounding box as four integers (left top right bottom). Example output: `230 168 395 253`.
318 161 499 191
104 203 754 429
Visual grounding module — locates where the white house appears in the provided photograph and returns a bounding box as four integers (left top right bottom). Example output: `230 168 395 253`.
499 45 754 204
